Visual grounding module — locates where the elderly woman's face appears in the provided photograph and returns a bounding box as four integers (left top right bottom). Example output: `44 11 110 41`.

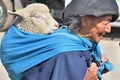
80 15 112 43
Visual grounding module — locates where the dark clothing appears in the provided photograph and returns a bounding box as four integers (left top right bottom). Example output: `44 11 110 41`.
22 50 92 80
63 0 119 22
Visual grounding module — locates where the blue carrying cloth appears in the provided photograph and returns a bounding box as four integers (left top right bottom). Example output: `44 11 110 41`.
0 24 113 80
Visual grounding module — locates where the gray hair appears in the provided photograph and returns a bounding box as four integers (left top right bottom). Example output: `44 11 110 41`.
63 15 82 33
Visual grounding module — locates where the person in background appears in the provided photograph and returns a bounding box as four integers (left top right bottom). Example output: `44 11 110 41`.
0 0 119 80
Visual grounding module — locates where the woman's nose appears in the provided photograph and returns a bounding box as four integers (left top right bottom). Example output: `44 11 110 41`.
105 23 111 33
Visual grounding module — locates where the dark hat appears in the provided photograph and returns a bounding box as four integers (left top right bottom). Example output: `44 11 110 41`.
62 0 119 22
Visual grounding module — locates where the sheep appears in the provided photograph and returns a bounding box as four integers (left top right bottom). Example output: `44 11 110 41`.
8 3 59 34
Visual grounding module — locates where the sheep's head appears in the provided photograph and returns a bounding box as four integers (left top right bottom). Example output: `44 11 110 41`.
8 3 59 34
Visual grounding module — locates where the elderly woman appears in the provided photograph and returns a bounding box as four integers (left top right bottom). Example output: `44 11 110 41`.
0 0 119 80
62 0 119 79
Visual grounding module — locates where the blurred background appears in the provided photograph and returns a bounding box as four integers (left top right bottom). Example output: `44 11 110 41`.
0 0 120 80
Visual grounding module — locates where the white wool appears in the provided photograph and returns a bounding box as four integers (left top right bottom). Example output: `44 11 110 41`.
8 3 59 34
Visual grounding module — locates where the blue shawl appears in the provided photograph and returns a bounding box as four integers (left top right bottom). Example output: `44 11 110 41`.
0 24 113 80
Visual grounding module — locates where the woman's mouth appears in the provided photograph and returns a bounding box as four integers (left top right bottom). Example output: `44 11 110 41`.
98 33 105 38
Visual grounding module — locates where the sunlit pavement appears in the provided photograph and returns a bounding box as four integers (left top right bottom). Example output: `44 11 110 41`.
0 32 120 80
100 39 120 80
0 32 10 80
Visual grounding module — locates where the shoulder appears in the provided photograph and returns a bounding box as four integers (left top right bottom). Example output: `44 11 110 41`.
57 50 92 67
55 50 92 60
61 50 92 57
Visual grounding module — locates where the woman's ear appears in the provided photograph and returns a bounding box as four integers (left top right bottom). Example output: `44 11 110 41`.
81 16 89 27
81 16 94 28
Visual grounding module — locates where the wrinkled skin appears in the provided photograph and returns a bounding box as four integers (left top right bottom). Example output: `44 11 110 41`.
84 54 109 80
79 15 113 80
84 63 99 80
79 15 112 43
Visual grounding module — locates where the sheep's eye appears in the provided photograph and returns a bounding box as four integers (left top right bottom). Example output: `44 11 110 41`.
34 14 42 18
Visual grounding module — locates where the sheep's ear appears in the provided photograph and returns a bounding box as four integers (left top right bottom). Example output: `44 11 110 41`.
7 10 21 16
